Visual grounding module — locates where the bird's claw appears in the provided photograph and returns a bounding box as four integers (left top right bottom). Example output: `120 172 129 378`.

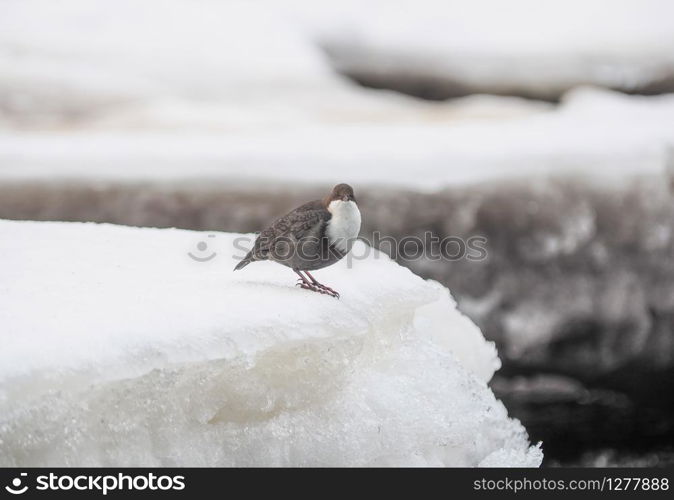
313 282 340 298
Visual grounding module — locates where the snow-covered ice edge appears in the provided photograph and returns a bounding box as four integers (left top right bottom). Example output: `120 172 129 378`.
0 220 541 466
2 88 673 190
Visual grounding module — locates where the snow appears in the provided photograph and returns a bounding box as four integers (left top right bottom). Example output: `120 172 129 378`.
0 219 541 466
308 0 674 98
1 1 673 190
4 0 673 110
1 87 673 189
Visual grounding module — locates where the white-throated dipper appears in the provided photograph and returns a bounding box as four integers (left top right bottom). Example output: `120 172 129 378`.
233 183 361 298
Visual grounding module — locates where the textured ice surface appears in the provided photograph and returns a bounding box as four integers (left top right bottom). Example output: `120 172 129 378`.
0 220 541 467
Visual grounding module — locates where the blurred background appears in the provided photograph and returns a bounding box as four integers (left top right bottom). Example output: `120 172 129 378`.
1 0 673 466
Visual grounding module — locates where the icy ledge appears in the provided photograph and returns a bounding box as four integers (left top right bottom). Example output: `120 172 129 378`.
0 220 541 467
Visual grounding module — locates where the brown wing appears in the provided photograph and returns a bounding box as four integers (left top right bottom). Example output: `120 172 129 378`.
252 200 330 258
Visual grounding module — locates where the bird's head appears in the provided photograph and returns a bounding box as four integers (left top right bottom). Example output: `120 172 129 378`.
324 183 356 207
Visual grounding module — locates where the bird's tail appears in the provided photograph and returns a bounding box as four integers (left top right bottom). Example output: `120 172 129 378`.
233 253 253 271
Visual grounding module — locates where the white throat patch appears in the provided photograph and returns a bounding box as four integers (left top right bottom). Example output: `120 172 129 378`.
326 200 361 252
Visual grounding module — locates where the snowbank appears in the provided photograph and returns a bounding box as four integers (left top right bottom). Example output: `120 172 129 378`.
0 219 541 466
0 0 419 130
1 88 673 189
307 0 674 100
3 0 673 113
0 0 330 122
2 1 673 190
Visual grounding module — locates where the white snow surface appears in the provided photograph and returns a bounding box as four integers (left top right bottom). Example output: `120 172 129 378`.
0 219 541 467
1 1 674 189
305 0 674 96
3 0 673 108
2 88 674 189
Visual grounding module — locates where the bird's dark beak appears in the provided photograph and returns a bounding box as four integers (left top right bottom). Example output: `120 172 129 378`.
342 195 352 201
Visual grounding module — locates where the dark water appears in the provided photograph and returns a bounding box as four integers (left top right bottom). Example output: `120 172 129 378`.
2 176 673 466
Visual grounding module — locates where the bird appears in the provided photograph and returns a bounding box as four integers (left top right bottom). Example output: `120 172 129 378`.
233 183 361 298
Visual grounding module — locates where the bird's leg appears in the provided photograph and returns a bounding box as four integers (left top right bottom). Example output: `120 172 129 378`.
294 269 311 286
303 271 340 299
294 270 324 295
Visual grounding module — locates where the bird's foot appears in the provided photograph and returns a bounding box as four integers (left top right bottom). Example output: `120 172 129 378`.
311 281 340 299
295 280 340 298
